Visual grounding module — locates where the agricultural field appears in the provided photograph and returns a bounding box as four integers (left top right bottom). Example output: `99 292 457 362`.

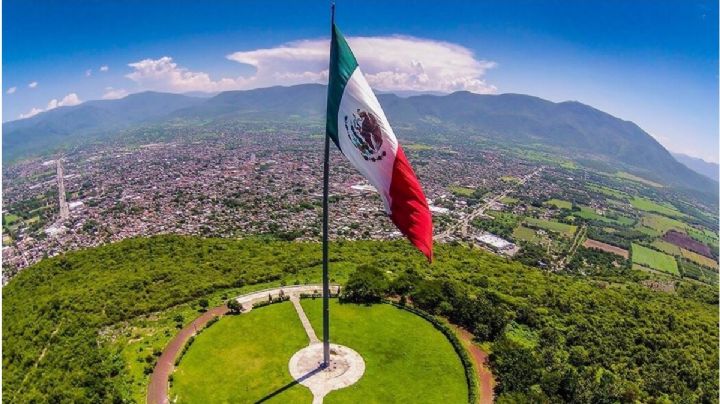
639 213 689 234
631 243 680 276
586 183 629 200
680 249 717 269
524 217 577 238
630 197 684 218
575 206 634 226
615 171 664 188
650 240 682 256
583 239 629 259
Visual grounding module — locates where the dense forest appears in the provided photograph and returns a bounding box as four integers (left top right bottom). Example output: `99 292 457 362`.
3 235 717 403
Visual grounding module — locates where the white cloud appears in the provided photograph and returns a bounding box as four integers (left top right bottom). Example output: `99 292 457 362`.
85 69 92 77
18 107 43 119
126 56 245 92
228 36 497 94
17 93 82 119
28 81 38 89
102 87 128 99
125 36 497 94
6 86 16 94
100 65 109 72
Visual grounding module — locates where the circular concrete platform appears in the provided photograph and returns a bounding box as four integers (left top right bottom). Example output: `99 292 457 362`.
288 343 365 402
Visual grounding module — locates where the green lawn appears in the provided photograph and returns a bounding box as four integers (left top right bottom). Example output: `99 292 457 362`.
631 243 679 276
524 217 577 238
545 198 572 210
171 302 313 403
574 206 634 225
302 300 468 404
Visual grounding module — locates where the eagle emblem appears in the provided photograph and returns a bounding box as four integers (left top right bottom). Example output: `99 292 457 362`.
344 109 388 162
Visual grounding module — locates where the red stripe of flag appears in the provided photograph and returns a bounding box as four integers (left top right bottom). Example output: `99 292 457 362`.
388 145 433 262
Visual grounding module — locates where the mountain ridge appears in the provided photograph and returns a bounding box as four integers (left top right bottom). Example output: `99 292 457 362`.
3 85 716 202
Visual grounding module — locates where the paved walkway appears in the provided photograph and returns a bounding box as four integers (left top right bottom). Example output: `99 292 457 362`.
291 296 319 343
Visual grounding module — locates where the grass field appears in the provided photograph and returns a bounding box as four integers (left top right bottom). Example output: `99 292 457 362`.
524 217 577 238
171 302 313 403
631 243 679 276
500 196 519 205
630 197 684 217
172 300 468 403
302 300 468 404
448 185 476 197
545 198 572 210
513 225 541 243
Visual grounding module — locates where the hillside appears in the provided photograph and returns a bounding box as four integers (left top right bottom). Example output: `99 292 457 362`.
2 92 203 159
2 236 717 403
3 85 716 199
672 152 719 182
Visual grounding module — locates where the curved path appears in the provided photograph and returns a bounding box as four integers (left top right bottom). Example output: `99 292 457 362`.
147 285 336 404
455 327 495 404
147 304 228 404
146 285 493 404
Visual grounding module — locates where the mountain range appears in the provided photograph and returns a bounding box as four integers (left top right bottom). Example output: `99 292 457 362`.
671 153 718 182
3 84 716 202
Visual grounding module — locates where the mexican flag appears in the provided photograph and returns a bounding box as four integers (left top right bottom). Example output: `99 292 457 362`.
326 23 433 261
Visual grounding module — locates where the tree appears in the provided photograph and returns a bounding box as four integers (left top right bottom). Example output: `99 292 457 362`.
340 264 388 304
198 298 209 311
227 299 243 314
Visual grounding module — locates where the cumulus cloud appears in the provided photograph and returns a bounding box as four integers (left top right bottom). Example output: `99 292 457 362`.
102 87 128 99
126 56 245 92
126 36 497 94
18 107 43 119
6 86 16 94
228 36 497 94
28 81 38 88
100 65 109 72
18 93 82 119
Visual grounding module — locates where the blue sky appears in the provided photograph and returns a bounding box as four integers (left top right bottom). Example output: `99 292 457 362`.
4 0 718 162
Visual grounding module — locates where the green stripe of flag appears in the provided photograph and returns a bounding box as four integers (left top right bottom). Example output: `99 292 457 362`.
326 24 358 148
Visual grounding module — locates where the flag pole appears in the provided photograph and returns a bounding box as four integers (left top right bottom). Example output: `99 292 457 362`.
322 1 335 369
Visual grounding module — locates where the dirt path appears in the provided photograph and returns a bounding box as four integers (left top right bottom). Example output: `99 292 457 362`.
146 305 228 404
455 326 495 404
